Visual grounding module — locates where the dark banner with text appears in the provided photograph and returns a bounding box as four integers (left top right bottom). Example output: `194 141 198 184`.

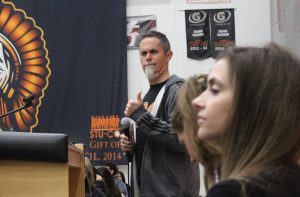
1 0 128 165
185 10 211 60
210 9 235 58
185 9 235 60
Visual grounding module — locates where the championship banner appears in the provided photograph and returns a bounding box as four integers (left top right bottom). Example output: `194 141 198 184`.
210 9 235 58
185 10 211 59
127 15 156 49
1 0 128 165
185 9 235 60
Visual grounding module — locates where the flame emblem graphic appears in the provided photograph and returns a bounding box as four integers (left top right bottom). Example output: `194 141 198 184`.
0 1 51 131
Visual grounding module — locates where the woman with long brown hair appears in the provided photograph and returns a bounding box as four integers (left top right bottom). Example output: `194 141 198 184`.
192 43 300 196
171 74 221 192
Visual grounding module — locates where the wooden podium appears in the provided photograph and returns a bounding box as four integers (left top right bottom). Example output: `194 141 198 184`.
68 143 85 197
0 132 84 197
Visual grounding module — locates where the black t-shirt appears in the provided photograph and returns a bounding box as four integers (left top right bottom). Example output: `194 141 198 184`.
135 80 167 188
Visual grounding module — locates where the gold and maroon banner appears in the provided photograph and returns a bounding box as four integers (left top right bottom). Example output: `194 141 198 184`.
0 0 128 165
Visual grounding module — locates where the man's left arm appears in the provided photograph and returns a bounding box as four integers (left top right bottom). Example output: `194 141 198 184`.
137 112 185 152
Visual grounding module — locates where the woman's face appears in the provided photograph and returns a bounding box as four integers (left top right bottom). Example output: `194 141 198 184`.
114 173 122 181
192 58 234 141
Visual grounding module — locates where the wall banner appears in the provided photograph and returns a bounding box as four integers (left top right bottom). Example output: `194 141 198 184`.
0 1 51 131
4 0 128 165
185 10 211 60
127 15 157 49
210 9 235 58
185 9 235 60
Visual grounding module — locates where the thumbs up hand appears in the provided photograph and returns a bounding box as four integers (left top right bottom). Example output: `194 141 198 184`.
124 91 143 117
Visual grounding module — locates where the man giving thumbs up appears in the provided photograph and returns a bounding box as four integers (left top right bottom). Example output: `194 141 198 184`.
120 31 200 197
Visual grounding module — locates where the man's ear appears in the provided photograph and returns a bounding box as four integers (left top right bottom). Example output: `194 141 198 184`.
166 50 173 62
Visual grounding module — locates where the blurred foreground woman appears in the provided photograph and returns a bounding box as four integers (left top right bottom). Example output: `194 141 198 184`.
192 43 300 197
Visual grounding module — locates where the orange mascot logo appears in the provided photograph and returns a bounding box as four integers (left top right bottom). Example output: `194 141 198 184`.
0 1 51 131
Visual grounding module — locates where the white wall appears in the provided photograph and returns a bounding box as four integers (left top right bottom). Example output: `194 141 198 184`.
270 0 300 55
126 0 272 99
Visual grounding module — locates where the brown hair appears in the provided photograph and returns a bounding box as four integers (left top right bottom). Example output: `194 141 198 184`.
96 167 120 197
138 30 171 52
219 43 300 194
172 74 221 190
85 157 97 189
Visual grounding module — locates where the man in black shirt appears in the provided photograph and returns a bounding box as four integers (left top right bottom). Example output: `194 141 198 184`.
120 31 200 197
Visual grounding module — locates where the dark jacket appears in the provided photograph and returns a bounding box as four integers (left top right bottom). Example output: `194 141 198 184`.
130 75 200 197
